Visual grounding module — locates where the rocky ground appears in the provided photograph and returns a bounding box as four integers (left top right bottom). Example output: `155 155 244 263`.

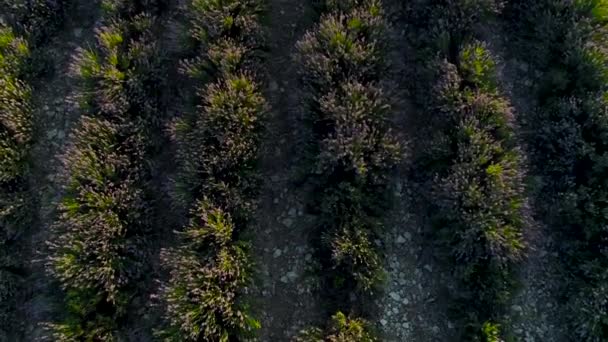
375 182 454 342
248 0 325 340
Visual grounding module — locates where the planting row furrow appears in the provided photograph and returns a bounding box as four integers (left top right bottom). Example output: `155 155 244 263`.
45 1 164 339
507 1 608 339
407 1 529 340
295 0 402 339
156 0 267 340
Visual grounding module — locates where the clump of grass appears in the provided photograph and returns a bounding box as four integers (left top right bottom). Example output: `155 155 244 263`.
296 311 376 342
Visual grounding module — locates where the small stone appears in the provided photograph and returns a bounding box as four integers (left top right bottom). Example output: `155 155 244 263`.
512 305 522 312
269 80 279 92
402 298 409 305
47 129 57 139
402 322 410 329
273 249 282 258
380 319 388 326
423 264 433 272
396 235 406 244
304 253 312 261
282 217 294 228
392 307 399 314
286 270 297 281
288 207 296 216
389 292 400 301
280 276 289 283
273 197 279 204
432 326 440 334
404 232 412 240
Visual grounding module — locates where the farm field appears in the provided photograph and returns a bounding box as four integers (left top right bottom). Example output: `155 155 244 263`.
1 0 607 341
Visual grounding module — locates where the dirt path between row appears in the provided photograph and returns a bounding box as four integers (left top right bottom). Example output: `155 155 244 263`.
248 1 325 340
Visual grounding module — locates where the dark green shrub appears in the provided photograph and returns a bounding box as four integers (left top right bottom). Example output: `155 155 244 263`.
188 0 263 44
327 224 383 291
180 0 264 82
47 8 162 339
158 201 259 341
426 43 526 340
47 118 150 340
0 0 64 44
296 4 388 97
176 74 266 218
101 0 163 17
158 0 267 339
296 311 376 342
314 82 400 185
0 24 31 341
406 0 503 62
296 1 400 324
311 82 400 292
71 14 163 123
0 26 31 184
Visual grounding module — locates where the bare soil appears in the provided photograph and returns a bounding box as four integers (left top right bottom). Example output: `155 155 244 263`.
247 1 327 341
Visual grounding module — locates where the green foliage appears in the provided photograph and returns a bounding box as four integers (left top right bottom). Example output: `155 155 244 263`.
406 0 503 62
480 321 503 342
180 0 264 81
48 118 150 340
71 14 163 122
0 25 31 184
328 226 383 291
158 0 266 340
176 74 267 218
47 5 162 338
314 82 400 184
101 0 162 17
0 0 64 44
296 312 376 342
189 0 263 43
311 82 400 292
0 24 31 341
158 202 259 341
296 0 400 318
296 4 388 96
425 43 526 340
